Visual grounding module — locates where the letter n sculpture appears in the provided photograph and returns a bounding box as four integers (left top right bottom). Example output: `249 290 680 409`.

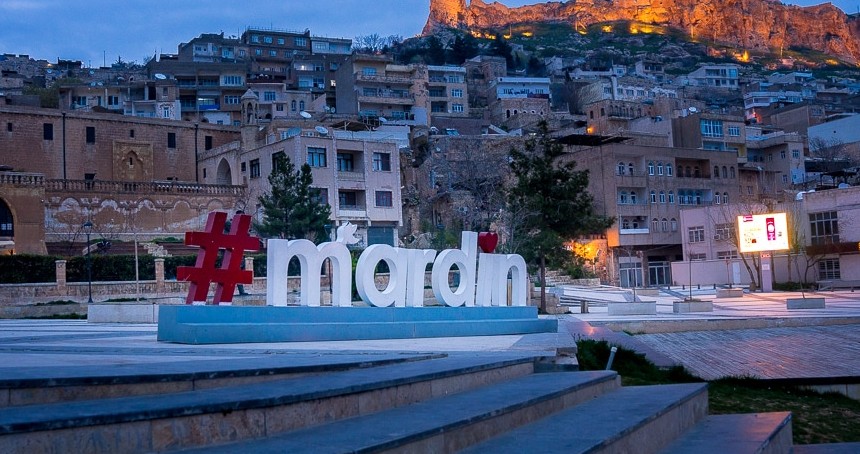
177 212 260 305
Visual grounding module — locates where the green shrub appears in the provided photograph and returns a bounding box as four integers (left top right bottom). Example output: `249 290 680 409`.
0 255 60 283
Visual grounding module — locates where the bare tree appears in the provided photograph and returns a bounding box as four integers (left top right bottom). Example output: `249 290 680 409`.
353 34 403 53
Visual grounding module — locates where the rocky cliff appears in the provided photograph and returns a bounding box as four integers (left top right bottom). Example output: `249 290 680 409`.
424 0 860 64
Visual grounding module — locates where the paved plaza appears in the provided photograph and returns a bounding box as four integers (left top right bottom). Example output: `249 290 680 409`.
0 288 858 383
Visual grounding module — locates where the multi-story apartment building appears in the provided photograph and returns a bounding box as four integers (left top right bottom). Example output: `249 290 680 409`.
672 111 747 158
246 83 319 121
427 65 469 118
743 127 806 194
683 64 740 89
178 33 245 63
559 136 740 287
673 185 860 286
241 27 312 82
488 76 551 125
463 55 507 109
199 92 403 246
335 54 425 125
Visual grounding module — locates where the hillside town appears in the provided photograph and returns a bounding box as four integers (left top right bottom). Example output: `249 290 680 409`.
1 18 859 290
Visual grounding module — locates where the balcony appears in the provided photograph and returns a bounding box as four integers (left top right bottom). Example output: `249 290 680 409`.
358 92 415 106
355 73 414 85
338 207 367 219
615 202 649 216
620 228 650 235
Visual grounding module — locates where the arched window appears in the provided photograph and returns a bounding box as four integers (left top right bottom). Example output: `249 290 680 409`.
648 162 655 175
671 218 678 232
661 218 669 232
694 166 700 178
291 100 297 111
667 164 673 177
506 110 511 119
0 199 13 237
652 218 659 231
657 162 664 176
730 166 736 178
715 193 721 204
299 101 305 111
600 107 605 116
617 162 626 175
659 191 666 203
723 192 729 204
619 191 628 204
622 218 630 229
722 166 728 179
685 166 692 177
668 191 675 204
650 190 657 203
630 192 637 204
628 163 634 175
714 166 720 178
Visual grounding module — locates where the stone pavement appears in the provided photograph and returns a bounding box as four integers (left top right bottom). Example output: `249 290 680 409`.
0 288 858 383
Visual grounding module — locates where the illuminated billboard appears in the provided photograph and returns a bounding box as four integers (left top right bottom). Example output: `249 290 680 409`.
737 212 789 253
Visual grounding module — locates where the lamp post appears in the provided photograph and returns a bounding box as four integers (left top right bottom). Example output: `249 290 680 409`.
83 221 93 304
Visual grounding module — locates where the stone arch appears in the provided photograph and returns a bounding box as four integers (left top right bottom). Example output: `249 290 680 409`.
216 158 233 185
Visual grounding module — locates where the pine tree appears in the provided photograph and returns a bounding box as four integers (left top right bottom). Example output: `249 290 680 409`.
507 121 613 313
254 154 331 242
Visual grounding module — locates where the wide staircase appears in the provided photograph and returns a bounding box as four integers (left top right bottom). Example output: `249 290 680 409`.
0 352 814 453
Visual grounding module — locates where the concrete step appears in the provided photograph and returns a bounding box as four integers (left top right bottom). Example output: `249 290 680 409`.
461 382 709 454
658 412 793 454
0 354 538 453
176 370 621 453
0 353 441 407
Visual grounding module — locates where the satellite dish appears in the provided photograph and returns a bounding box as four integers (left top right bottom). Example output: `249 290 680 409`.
378 116 388 123
688 106 698 113
154 73 167 80
300 111 312 119
315 125 329 136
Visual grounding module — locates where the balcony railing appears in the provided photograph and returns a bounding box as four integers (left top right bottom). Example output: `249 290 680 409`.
44 179 245 196
355 74 413 85
0 172 45 187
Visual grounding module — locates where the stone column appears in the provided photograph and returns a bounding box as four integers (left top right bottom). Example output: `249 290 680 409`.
155 258 165 293
55 260 67 295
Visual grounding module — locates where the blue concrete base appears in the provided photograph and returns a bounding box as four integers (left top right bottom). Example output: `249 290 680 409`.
157 305 558 344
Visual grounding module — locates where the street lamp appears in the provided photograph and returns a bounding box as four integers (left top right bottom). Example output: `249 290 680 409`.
83 221 93 304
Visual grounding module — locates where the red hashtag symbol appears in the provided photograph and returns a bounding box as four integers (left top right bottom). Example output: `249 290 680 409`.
177 212 260 305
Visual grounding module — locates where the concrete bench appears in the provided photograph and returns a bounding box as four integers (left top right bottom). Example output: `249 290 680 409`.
786 297 826 309
716 288 744 298
607 301 656 316
817 280 860 291
673 300 714 313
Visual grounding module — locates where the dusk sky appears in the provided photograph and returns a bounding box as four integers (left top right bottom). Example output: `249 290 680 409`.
1 0 856 67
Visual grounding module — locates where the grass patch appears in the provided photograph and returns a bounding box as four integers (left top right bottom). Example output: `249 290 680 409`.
104 297 147 302
26 313 87 320
576 339 860 444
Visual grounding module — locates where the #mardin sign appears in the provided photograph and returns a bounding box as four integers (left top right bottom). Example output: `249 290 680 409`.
266 226 528 308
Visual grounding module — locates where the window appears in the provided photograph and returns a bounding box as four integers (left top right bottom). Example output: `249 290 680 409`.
657 162 664 175
730 166 736 178
661 218 669 232
249 159 261 179
241 162 246 172
690 253 707 261
782 174 789 184
450 88 464 98
299 101 305 111
717 251 739 260
628 163 634 175
223 75 243 86
651 218 659 231
362 67 377 76
251 35 260 43
700 119 723 137
809 211 839 245
819 259 841 280
107 95 120 107
311 188 328 205
336 153 354 172
688 226 705 243
372 152 391 171
263 91 276 101
792 150 800 159
255 49 262 56
714 223 733 241
130 129 135 138
722 166 728 179
714 166 720 179
666 163 673 176
224 95 240 104
307 147 327 167
269 151 285 171
671 218 678 232
205 135 213 151
650 191 657 203
295 37 307 46
452 103 464 113
43 123 53 140
6 122 11 132
617 162 625 175
339 191 358 208
722 192 729 204
728 126 740 137
619 191 628 204
269 50 277 57
668 191 675 204
167 132 176 149
86 126 95 144
291 100 297 111
780 150 786 159
659 191 666 203
648 162 655 175
73 96 87 107
263 36 273 44
375 191 393 207
277 37 285 45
